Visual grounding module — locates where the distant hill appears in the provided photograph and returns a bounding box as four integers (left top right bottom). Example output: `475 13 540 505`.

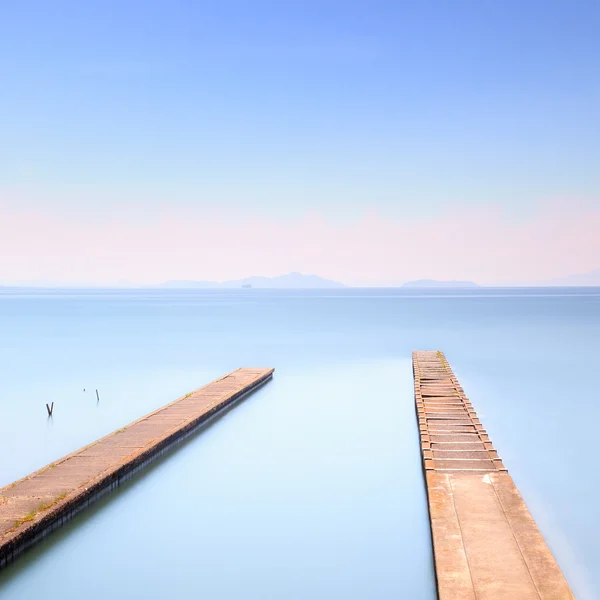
401 279 479 288
159 280 214 289
538 268 600 287
159 272 345 289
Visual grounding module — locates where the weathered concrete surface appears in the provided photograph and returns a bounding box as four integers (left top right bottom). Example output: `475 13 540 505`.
413 351 573 600
0 367 273 568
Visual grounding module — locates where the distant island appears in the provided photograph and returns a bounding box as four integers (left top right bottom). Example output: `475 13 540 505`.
401 279 479 288
159 272 346 289
6 269 599 289
537 268 600 287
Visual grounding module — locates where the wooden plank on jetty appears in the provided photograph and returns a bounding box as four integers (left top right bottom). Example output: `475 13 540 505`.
0 367 274 568
413 351 573 600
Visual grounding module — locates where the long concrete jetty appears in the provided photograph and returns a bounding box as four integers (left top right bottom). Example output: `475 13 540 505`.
0 367 273 568
413 351 573 600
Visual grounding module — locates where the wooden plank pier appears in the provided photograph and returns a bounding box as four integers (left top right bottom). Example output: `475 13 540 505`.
0 367 274 568
413 351 573 599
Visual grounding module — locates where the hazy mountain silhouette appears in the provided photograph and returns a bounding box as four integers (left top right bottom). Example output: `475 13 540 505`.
160 272 345 289
538 268 600 286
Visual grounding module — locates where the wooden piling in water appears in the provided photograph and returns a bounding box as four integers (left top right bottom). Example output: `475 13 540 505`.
413 351 573 600
0 367 274 568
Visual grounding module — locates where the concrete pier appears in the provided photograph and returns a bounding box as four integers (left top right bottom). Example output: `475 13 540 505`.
413 351 573 600
0 367 274 568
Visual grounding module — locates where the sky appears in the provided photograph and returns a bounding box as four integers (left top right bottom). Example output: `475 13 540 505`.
1 0 599 286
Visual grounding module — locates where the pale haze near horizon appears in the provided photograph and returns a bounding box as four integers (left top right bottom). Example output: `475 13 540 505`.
1 2 599 286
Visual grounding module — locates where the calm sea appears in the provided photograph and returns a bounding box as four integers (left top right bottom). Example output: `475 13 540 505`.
0 288 598 599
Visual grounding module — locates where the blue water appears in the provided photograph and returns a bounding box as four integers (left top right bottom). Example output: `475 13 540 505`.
0 288 598 599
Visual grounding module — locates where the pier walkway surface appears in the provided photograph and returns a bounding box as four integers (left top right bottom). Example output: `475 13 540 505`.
413 351 573 600
0 367 274 568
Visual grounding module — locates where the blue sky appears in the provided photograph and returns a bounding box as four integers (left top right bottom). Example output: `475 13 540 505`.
1 1 599 284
